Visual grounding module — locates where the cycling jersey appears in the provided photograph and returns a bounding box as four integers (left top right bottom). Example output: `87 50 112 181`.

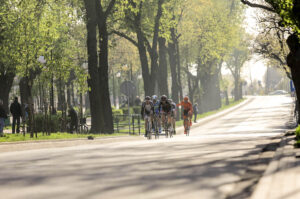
170 102 176 111
159 101 172 113
153 100 160 115
141 101 154 116
177 101 193 116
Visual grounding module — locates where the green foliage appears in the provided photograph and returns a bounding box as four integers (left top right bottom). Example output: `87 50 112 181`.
34 113 62 133
180 0 247 73
113 109 123 116
266 0 300 36
0 0 88 92
296 125 300 140
133 106 141 114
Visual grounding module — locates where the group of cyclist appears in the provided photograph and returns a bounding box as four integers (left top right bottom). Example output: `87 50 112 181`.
141 95 193 138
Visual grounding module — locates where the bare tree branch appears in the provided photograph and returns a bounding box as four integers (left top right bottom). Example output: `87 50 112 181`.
111 30 138 47
240 0 276 13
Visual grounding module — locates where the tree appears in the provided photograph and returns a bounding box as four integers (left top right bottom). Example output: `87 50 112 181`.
84 0 116 133
112 0 165 96
227 41 251 101
240 0 300 124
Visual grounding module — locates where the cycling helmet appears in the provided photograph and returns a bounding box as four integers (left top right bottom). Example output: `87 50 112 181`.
161 95 167 101
184 96 189 101
145 96 151 101
152 95 158 100
168 99 173 103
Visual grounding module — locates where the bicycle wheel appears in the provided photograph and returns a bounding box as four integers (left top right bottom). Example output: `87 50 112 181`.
165 120 168 138
186 119 190 136
147 117 152 140
154 118 159 139
83 125 89 134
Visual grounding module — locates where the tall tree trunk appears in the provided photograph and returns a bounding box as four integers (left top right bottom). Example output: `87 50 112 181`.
56 78 66 111
158 37 169 96
234 75 239 101
175 37 183 101
98 20 114 133
287 34 300 124
0 70 15 113
136 31 152 96
19 77 35 137
168 40 179 104
200 64 222 112
84 0 103 133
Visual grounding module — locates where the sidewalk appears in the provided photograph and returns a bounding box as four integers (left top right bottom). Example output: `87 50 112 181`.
251 132 300 199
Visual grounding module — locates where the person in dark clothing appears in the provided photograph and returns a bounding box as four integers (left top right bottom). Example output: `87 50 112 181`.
68 106 78 134
10 97 22 134
0 100 8 135
135 96 142 106
193 103 199 123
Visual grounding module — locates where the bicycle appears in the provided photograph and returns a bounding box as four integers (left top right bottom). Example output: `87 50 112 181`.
144 115 152 140
153 114 160 139
162 113 172 138
184 117 191 136
79 118 89 134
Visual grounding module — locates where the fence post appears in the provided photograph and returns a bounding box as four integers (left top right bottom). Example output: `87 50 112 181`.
138 115 141 135
132 115 135 135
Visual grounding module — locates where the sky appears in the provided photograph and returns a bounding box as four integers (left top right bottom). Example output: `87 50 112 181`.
221 7 268 84
241 7 267 83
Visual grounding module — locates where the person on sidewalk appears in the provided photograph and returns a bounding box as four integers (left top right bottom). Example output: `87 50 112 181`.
193 103 198 123
68 106 78 134
10 97 22 134
0 100 8 136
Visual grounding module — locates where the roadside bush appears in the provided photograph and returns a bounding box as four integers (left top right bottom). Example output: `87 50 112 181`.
296 125 300 140
122 108 129 115
112 109 123 116
34 113 62 133
133 106 141 114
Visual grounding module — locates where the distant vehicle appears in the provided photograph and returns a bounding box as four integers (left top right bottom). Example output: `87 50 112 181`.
268 90 289 95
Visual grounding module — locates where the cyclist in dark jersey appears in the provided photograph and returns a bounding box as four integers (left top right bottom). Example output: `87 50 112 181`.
159 95 172 130
168 99 177 134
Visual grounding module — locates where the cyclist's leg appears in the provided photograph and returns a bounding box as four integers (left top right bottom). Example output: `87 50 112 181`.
158 114 162 133
144 115 148 137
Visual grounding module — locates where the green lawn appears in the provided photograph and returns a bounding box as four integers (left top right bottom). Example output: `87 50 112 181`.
0 132 130 143
175 98 245 127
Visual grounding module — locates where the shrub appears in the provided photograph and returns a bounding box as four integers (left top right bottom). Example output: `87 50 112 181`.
296 126 300 140
122 108 129 115
112 109 123 116
34 113 62 133
133 106 141 114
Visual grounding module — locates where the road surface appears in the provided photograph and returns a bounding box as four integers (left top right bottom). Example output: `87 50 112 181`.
0 96 293 199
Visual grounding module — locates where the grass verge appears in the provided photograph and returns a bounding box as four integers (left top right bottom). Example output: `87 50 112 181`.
175 98 245 127
0 132 129 143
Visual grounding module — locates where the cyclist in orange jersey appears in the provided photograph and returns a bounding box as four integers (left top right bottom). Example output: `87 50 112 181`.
177 96 193 134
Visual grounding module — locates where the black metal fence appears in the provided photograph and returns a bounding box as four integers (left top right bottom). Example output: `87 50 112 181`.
113 114 144 135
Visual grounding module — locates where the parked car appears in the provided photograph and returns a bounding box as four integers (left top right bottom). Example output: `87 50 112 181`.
268 90 289 95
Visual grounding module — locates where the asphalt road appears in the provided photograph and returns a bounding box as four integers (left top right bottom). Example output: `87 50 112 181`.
0 96 293 199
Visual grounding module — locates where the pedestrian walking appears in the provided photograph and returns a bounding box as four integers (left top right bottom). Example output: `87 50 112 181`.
0 100 8 136
193 103 198 123
10 97 22 134
68 106 78 134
